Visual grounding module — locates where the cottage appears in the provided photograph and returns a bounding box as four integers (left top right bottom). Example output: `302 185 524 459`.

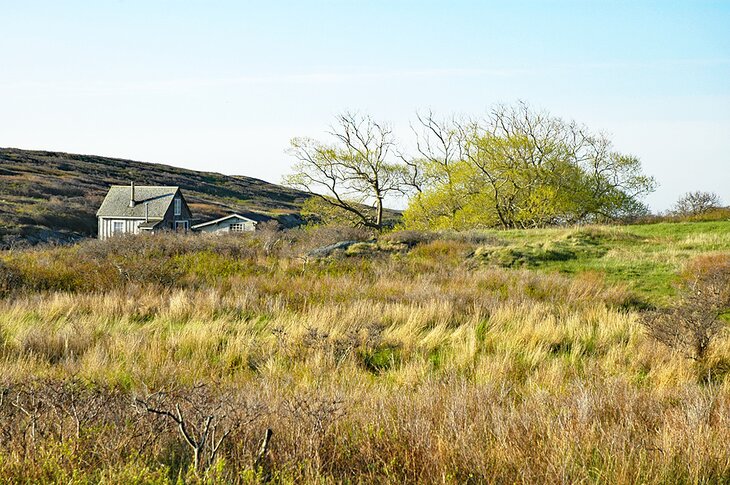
96 183 193 240
191 213 258 233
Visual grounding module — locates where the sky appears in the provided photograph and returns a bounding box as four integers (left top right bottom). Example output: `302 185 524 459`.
1 0 729 212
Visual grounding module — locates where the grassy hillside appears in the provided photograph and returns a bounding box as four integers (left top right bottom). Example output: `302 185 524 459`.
0 147 311 247
471 221 730 303
0 222 728 483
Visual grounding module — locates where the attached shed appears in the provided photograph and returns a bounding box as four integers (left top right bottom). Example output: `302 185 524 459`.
192 213 258 233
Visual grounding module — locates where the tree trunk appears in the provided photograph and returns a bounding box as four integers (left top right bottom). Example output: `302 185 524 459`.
375 196 384 230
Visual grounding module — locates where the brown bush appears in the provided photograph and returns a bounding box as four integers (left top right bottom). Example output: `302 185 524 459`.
643 254 730 361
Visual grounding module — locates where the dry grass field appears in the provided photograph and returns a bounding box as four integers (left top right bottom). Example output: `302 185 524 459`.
0 222 729 483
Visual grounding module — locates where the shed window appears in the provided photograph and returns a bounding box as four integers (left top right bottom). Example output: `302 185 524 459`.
174 198 182 216
230 223 247 232
113 221 124 234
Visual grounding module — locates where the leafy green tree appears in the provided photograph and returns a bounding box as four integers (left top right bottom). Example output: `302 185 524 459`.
403 160 496 230
403 103 655 229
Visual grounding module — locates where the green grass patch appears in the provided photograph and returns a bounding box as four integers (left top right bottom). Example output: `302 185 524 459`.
472 222 730 303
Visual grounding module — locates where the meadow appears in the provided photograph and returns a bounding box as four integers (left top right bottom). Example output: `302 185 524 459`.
0 221 728 483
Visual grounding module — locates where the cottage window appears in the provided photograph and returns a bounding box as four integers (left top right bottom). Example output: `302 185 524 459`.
230 223 247 232
174 198 182 216
113 221 124 234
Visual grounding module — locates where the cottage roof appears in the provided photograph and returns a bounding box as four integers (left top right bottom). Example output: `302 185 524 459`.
191 213 258 229
138 220 164 229
96 186 180 218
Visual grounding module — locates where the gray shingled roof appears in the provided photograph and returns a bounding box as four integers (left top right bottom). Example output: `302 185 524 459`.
96 186 179 218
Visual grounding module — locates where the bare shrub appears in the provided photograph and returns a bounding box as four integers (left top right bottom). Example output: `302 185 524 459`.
643 254 730 361
282 389 347 471
0 378 125 459
133 383 264 474
249 220 290 256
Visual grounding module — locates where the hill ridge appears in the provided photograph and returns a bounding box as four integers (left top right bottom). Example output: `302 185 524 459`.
0 147 309 248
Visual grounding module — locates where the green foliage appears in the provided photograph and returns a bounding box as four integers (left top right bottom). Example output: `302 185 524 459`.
404 103 655 230
359 345 402 373
403 161 498 230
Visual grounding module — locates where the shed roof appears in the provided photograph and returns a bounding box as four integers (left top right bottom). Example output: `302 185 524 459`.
191 213 258 229
96 186 180 218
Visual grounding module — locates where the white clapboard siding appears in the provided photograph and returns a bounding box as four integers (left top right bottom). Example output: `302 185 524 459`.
98 218 143 240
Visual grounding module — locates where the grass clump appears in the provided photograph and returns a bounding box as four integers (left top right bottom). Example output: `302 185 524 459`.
473 228 615 267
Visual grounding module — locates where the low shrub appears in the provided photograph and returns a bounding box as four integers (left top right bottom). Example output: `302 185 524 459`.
345 242 379 257
475 243 577 267
379 230 436 249
475 230 614 268
407 239 475 268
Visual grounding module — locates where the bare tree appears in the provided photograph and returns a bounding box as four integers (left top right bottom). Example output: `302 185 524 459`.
284 112 407 230
671 191 723 217
407 111 467 191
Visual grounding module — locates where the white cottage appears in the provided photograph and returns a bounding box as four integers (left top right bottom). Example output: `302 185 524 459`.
192 214 258 233
96 183 193 240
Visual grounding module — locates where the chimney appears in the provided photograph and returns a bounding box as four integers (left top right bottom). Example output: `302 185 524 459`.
144 201 149 222
129 181 136 208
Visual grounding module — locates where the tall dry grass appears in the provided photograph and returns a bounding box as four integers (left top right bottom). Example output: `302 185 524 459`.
0 231 728 483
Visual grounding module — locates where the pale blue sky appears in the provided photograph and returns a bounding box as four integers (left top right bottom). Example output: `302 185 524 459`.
2 0 729 211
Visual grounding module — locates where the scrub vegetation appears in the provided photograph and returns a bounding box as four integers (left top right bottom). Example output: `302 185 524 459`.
0 221 729 483
285 104 657 232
